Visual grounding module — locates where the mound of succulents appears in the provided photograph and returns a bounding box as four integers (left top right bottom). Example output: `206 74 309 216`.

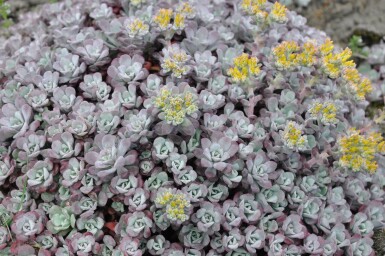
0 0 385 255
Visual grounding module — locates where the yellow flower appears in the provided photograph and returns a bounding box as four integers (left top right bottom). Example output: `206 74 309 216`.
162 58 189 78
309 102 323 115
161 46 190 78
251 6 269 23
241 0 252 11
338 48 355 68
320 38 357 79
241 0 287 25
241 0 267 14
320 38 334 56
173 12 185 30
343 68 361 83
297 41 318 67
281 121 307 151
322 58 340 79
269 2 287 23
154 88 198 126
155 189 191 222
308 101 338 125
272 41 300 70
154 88 171 108
126 18 149 38
350 77 373 100
173 52 188 63
342 68 372 100
227 53 261 83
322 48 355 79
339 129 385 173
155 190 174 205
153 8 173 30
176 2 195 18
322 102 338 124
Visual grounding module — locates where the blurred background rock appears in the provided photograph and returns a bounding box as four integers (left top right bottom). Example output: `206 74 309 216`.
281 0 385 45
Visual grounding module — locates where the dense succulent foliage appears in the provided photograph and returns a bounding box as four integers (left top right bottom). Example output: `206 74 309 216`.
359 38 385 127
0 0 385 255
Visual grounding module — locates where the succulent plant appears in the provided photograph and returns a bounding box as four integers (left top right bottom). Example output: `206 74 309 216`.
0 154 15 186
107 54 148 87
179 224 210 250
147 235 170 255
69 232 96 255
0 0 384 254
0 97 32 142
46 206 75 235
115 211 153 238
11 210 45 242
42 131 81 159
26 159 54 192
84 133 137 179
53 52 86 83
76 39 110 68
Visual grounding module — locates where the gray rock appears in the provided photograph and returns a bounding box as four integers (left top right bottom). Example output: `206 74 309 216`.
288 0 385 43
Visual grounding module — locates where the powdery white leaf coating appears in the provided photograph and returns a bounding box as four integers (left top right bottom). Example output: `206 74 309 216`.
0 0 383 255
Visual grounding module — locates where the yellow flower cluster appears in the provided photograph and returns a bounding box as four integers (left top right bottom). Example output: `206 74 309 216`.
320 38 334 56
297 41 318 67
241 0 267 12
153 9 173 30
308 101 338 125
342 68 373 100
155 189 191 222
272 38 372 100
154 88 198 125
153 3 195 31
176 2 196 18
227 53 261 83
339 129 385 173
270 2 288 23
241 0 287 24
322 47 355 79
272 41 300 70
281 121 307 151
173 13 185 30
241 0 268 22
272 39 352 72
320 38 372 99
126 18 149 38
161 50 190 78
